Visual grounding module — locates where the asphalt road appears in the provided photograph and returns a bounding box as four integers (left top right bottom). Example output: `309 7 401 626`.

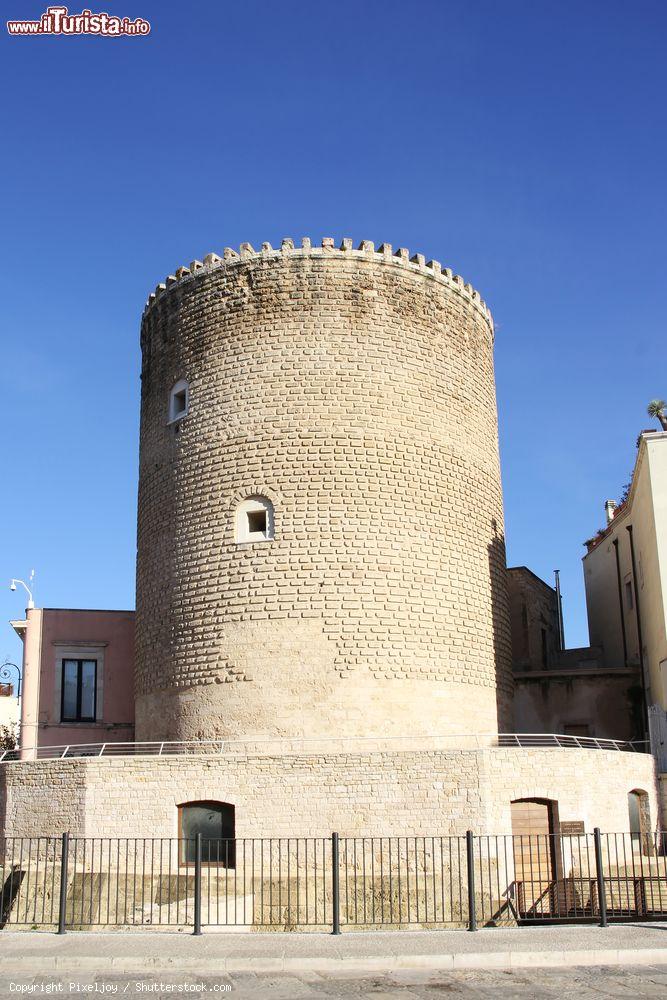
1 966 667 999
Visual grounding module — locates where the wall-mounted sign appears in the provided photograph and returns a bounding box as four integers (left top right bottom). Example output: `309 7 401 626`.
561 821 585 836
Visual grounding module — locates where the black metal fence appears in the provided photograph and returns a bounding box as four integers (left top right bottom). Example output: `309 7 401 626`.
1 830 666 932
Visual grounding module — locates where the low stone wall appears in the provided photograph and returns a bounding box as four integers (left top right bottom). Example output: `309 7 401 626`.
0 747 659 839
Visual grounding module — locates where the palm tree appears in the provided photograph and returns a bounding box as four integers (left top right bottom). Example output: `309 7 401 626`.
647 399 667 431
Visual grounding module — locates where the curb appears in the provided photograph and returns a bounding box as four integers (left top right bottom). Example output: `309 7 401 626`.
1 948 666 974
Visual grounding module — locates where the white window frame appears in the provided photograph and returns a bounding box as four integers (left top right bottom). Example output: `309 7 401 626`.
235 496 274 544
168 379 189 424
53 643 106 724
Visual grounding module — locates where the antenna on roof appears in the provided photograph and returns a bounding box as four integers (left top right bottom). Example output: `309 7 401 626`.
554 570 565 651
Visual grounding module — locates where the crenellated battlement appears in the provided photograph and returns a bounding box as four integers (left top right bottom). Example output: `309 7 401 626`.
141 237 494 334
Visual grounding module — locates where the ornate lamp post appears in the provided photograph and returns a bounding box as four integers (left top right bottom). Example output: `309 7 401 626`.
0 661 21 699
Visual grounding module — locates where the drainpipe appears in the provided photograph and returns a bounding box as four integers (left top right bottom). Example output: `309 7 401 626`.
626 525 650 738
612 539 628 668
19 607 42 761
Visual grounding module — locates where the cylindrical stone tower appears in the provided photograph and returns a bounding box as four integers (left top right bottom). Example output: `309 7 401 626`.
135 238 512 742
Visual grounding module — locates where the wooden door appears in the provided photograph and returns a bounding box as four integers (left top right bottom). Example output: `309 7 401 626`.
511 800 556 916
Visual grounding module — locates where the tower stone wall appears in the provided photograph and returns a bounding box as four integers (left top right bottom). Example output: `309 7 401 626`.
135 239 512 741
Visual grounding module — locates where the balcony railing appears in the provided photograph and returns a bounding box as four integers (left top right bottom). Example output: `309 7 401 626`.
0 732 649 763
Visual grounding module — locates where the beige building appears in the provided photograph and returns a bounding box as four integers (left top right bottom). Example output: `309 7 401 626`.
507 567 644 743
583 430 667 766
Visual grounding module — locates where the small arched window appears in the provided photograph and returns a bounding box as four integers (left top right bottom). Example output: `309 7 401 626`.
178 800 235 867
168 379 189 423
235 495 274 543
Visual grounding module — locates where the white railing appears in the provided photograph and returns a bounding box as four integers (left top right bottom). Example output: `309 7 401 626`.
0 732 649 763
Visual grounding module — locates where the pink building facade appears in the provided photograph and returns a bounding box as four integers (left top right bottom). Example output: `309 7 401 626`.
11 608 135 757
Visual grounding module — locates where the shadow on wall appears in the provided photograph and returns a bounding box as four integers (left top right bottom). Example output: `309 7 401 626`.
0 868 25 928
629 683 647 744
489 519 513 732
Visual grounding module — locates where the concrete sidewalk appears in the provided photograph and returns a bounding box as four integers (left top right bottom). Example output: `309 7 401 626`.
1 924 667 973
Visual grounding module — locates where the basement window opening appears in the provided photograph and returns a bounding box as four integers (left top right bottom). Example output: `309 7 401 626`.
178 801 236 867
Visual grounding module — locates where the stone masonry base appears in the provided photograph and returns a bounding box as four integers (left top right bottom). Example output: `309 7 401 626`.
0 747 660 839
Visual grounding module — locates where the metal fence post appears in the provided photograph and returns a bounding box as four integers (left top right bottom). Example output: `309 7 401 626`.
331 832 341 935
193 833 202 936
466 830 477 931
593 827 608 928
57 832 69 935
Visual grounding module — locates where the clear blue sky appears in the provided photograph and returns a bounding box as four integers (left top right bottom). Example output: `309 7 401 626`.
2 0 665 671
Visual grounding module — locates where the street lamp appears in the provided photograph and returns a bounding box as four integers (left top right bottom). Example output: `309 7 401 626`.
9 571 35 610
0 662 21 699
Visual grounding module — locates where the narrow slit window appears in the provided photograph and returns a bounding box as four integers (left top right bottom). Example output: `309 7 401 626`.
169 379 189 423
625 580 634 610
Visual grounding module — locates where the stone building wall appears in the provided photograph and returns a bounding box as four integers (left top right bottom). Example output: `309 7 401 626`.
0 748 658 840
513 667 644 741
135 239 512 742
507 566 560 670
